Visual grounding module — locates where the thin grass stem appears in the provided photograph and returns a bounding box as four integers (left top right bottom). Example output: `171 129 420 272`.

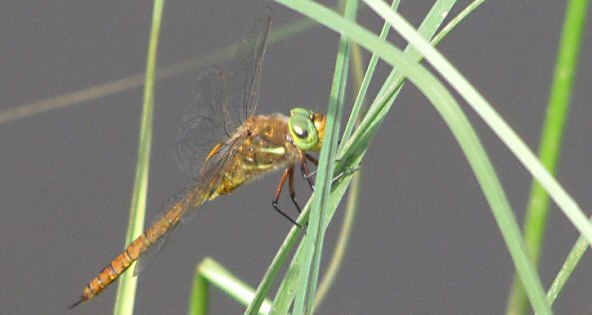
112 1 165 315
0 17 317 126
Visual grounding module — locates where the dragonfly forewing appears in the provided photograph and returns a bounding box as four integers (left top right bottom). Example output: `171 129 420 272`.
226 9 271 125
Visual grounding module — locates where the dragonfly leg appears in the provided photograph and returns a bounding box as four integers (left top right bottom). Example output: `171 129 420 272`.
273 167 303 229
287 166 302 213
304 153 318 165
300 156 315 191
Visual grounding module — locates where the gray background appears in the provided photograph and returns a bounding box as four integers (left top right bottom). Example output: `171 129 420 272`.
1 1 592 314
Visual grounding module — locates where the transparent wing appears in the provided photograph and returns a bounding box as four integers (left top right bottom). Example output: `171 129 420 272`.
135 136 243 275
175 69 230 177
175 9 271 177
225 8 271 125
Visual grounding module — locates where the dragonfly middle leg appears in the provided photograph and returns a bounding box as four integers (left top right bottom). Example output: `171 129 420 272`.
272 166 303 229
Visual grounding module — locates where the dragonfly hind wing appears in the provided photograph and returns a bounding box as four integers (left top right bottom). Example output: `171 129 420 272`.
133 145 233 276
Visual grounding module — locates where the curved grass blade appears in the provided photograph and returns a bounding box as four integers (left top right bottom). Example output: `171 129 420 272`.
312 9 379 307
189 258 272 315
291 2 356 313
112 1 165 315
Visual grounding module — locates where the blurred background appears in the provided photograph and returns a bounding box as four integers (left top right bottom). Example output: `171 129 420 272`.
1 1 592 314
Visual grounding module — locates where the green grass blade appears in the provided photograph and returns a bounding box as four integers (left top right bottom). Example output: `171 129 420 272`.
506 0 590 313
112 1 165 315
292 2 356 314
312 14 374 308
189 258 272 315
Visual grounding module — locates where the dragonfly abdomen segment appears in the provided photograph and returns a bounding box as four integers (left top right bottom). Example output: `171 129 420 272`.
70 235 145 308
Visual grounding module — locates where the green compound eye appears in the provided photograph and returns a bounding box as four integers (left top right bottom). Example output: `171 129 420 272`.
289 107 319 151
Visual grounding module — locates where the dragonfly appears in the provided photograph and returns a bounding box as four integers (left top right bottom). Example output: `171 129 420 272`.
69 11 326 308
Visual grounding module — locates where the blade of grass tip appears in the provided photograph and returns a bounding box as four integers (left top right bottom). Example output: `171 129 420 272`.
341 0 400 143
112 1 165 314
507 0 590 313
365 0 592 246
0 16 317 126
189 261 209 315
292 2 355 313
279 1 552 314
190 258 272 315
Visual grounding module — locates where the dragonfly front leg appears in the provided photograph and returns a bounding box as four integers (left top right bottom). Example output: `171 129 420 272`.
272 167 303 229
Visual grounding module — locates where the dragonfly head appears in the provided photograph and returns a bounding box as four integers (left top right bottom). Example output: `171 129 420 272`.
288 108 326 152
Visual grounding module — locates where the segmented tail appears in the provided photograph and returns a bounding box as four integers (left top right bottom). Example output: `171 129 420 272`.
68 198 194 308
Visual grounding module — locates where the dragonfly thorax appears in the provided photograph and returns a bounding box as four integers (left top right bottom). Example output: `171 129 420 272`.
215 114 301 195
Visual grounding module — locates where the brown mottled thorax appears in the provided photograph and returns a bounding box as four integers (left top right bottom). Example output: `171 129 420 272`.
216 114 301 195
